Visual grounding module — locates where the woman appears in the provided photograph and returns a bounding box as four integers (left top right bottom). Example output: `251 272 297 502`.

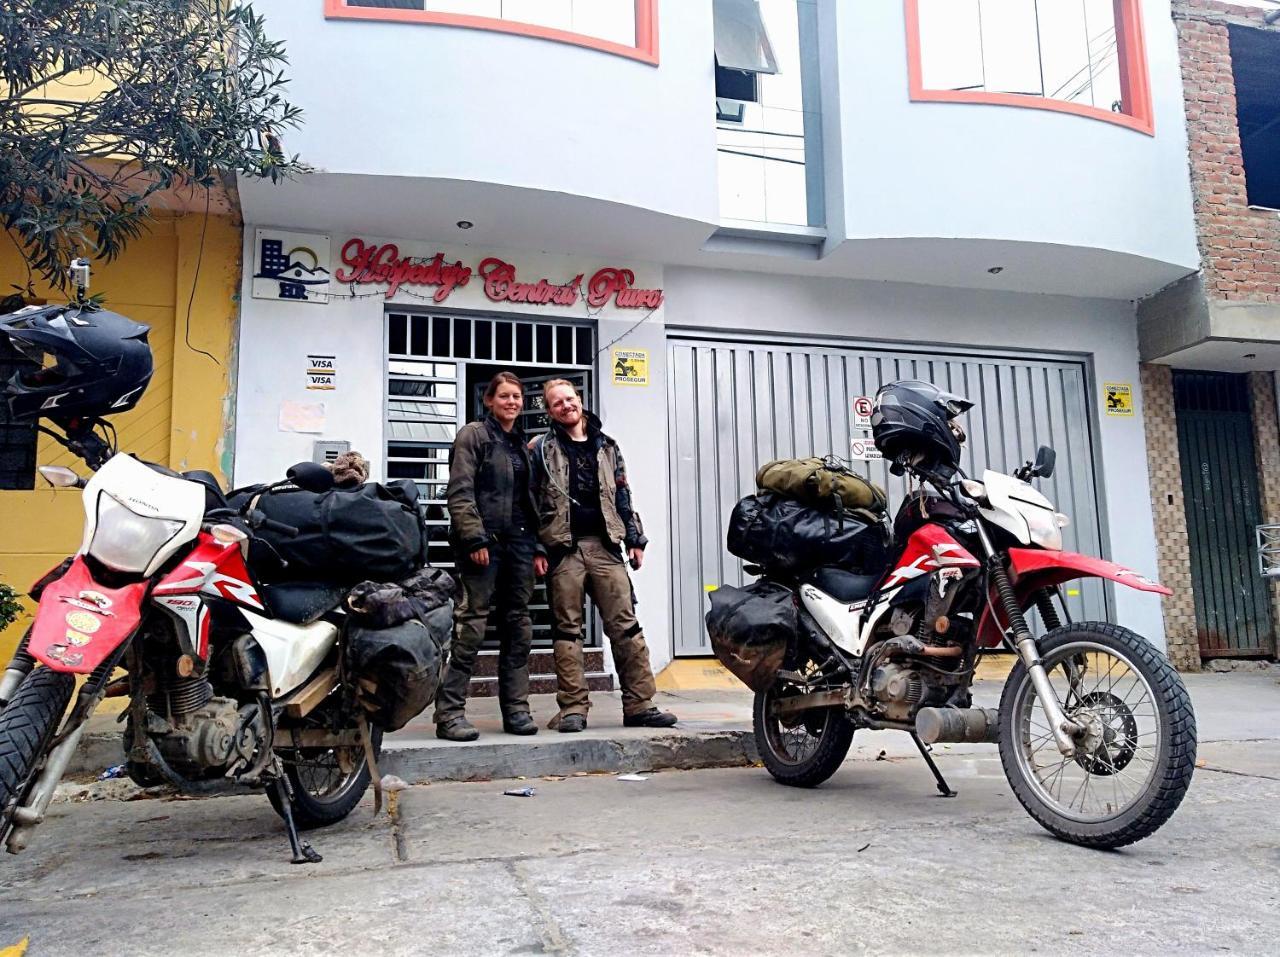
434 371 541 741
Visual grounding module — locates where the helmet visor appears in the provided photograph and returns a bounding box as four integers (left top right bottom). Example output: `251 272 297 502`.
10 339 78 387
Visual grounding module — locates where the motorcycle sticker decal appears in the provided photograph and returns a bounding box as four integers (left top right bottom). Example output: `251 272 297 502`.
78 590 113 610
45 644 84 667
65 611 101 634
60 596 116 616
65 629 93 647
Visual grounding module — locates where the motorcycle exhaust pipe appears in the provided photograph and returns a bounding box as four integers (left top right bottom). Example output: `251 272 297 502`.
915 707 1000 744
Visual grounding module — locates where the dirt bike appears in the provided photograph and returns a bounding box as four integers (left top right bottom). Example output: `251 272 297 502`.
0 419 379 864
742 445 1196 849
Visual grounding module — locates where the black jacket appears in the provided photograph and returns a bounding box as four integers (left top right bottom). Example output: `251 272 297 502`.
446 413 539 552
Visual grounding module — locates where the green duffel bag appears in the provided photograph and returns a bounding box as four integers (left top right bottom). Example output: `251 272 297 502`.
755 457 888 513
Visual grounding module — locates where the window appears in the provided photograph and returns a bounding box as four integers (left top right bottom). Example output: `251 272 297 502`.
715 0 825 228
1230 25 1280 210
326 0 659 64
905 0 1154 134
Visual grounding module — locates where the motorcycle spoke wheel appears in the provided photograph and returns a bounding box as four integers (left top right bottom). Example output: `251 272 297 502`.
1016 645 1159 822
753 661 854 788
998 622 1197 849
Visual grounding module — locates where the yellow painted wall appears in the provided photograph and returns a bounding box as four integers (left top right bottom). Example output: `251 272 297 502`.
0 213 241 661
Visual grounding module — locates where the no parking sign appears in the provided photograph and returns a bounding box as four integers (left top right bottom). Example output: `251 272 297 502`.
853 395 874 429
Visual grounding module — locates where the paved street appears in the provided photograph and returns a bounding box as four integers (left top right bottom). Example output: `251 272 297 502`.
2 674 1279 956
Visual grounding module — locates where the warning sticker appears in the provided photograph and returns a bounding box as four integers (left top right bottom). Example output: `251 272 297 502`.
611 348 649 387
1104 382 1133 416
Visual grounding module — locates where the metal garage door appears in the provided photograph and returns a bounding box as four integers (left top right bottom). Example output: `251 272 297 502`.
667 334 1107 656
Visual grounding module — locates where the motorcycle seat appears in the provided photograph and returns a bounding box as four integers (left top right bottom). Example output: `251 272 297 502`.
261 582 348 625
806 567 879 603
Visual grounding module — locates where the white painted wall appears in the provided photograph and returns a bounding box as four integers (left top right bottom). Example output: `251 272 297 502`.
825 0 1200 272
252 0 718 226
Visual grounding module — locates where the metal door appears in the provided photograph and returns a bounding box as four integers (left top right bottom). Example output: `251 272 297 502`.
1174 371 1274 658
667 335 1106 656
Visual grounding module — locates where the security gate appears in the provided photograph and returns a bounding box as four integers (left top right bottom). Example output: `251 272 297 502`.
667 335 1107 656
385 309 596 649
1174 371 1275 658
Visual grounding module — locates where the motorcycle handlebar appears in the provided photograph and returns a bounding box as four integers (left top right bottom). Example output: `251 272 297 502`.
256 515 300 538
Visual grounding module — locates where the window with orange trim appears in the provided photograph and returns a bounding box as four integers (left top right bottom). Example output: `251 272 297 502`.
904 0 1153 135
325 0 659 65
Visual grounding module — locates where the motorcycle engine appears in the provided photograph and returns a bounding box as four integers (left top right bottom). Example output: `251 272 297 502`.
147 675 262 774
869 662 949 723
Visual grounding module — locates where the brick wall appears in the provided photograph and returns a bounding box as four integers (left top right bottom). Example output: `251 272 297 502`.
1174 1 1280 303
1248 372 1280 639
1140 364 1201 669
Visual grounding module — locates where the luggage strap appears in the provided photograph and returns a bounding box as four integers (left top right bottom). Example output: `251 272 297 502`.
357 712 384 816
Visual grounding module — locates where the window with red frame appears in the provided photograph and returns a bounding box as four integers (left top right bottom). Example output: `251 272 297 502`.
326 0 659 65
905 0 1153 134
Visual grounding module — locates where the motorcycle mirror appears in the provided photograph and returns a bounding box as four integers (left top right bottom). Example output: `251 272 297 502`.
1032 445 1056 479
286 461 335 493
38 465 84 488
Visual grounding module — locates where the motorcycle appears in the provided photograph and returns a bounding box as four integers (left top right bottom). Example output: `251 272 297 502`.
0 416 379 865
735 400 1196 849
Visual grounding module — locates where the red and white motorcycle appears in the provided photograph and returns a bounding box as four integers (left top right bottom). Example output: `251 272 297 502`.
0 429 378 863
746 443 1196 849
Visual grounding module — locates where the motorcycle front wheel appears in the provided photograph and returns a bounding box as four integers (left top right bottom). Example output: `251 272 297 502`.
998 621 1196 849
753 660 853 788
269 720 383 830
0 668 75 838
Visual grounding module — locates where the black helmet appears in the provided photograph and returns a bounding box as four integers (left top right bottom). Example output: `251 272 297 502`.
871 380 974 480
1 304 153 422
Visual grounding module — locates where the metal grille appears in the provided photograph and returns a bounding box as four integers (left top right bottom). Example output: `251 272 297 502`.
667 335 1107 656
1174 370 1274 658
385 310 596 647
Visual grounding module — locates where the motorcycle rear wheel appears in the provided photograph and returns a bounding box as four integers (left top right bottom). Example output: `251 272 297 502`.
998 622 1196 849
753 662 853 788
0 668 75 835
269 725 383 830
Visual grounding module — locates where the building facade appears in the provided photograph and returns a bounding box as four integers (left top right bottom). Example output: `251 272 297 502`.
232 0 1207 681
1139 0 1280 669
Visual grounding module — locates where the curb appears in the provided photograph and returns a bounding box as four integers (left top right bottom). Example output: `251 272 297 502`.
381 730 760 783
68 728 761 783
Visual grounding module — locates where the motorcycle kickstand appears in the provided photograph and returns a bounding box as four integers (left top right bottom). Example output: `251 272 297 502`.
910 733 957 798
270 774 323 865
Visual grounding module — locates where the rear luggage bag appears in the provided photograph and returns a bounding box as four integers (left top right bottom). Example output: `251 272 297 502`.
727 491 891 576
231 480 428 585
705 580 797 692
344 568 457 731
755 457 887 513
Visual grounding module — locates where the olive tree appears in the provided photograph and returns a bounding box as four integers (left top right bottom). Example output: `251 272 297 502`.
0 0 306 291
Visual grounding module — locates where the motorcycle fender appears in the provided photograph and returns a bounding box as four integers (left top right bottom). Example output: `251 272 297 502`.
1007 548 1172 596
28 557 146 674
976 549 1171 648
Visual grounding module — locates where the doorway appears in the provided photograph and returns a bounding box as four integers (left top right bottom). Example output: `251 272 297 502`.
1174 370 1275 659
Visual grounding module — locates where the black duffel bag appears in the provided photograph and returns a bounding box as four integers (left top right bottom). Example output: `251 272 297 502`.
344 569 456 731
727 491 891 577
231 480 428 585
706 580 797 691
346 604 451 732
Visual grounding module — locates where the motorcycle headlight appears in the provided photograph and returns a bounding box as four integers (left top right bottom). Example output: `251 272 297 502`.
88 491 185 573
1023 506 1064 551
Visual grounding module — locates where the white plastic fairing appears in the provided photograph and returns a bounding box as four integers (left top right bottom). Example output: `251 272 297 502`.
978 469 1057 546
240 609 339 698
800 585 862 656
79 454 203 577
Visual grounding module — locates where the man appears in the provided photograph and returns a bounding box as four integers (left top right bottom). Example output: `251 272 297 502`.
530 379 677 733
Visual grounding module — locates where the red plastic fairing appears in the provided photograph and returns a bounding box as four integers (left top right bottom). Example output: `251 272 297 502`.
28 557 147 674
975 548 1171 648
1007 548 1172 596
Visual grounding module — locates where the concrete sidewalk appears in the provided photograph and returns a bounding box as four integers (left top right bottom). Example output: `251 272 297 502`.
67 670 1280 784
